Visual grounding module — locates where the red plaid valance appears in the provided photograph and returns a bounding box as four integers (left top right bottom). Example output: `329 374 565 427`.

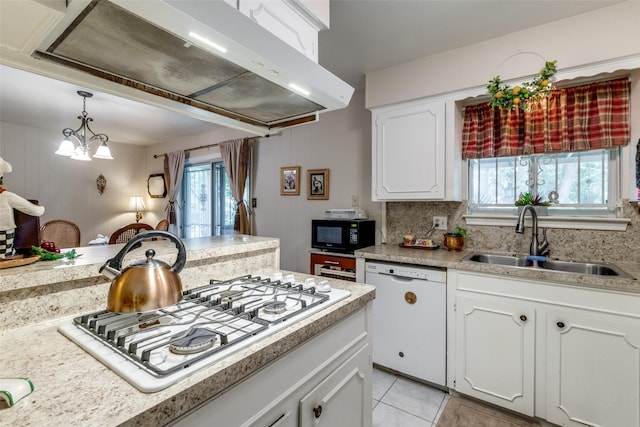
462 77 630 159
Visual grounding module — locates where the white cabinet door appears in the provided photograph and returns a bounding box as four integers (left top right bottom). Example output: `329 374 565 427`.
239 0 318 62
299 344 372 427
546 310 640 427
455 294 535 416
372 99 446 200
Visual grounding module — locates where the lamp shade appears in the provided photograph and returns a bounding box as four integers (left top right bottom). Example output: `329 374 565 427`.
55 139 76 156
127 196 146 212
70 147 92 161
93 142 113 159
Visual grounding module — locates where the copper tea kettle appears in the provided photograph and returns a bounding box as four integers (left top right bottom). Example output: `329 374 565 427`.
99 231 186 313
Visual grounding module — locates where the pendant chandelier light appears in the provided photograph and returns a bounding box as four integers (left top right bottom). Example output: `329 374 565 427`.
55 90 113 161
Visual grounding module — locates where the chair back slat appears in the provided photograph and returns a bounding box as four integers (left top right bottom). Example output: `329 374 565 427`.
109 223 154 244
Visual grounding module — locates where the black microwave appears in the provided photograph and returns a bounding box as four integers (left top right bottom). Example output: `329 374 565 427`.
312 219 375 254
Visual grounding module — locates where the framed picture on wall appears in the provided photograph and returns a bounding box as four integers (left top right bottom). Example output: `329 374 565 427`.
280 166 300 195
307 169 329 200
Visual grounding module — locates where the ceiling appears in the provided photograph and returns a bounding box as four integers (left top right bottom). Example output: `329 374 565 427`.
0 0 621 146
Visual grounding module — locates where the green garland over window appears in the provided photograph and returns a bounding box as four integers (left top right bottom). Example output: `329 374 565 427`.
487 60 557 110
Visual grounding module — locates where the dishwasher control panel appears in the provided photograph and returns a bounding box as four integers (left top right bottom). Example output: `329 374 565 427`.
365 262 446 282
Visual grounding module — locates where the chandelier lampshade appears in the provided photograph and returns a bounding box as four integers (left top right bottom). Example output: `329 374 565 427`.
56 91 113 161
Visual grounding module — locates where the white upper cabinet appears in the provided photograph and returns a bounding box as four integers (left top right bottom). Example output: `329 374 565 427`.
0 0 64 54
239 0 329 62
371 97 461 201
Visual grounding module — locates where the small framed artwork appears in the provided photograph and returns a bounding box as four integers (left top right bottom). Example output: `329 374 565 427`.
307 169 329 200
280 166 300 195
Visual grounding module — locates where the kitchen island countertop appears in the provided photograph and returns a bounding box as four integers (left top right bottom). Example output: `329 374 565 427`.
0 273 374 426
356 244 640 294
0 235 280 293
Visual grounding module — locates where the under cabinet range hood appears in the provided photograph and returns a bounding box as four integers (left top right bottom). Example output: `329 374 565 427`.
7 0 354 135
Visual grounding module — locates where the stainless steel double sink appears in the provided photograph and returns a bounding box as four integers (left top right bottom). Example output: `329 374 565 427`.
462 253 635 279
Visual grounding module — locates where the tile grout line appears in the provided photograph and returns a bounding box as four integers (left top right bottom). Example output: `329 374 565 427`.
433 394 451 425
376 374 399 402
375 400 438 424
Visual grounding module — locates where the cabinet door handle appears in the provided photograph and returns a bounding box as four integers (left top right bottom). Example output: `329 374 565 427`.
520 315 527 322
313 405 323 418
404 291 417 304
324 260 340 265
557 321 565 328
267 413 289 427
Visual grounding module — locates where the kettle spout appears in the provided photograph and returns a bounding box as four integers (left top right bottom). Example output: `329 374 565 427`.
99 261 121 280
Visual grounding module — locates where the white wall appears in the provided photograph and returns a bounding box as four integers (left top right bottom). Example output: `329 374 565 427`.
0 122 151 245
252 91 381 273
366 0 640 108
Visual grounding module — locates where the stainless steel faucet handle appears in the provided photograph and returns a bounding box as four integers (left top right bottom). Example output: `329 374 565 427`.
539 228 550 256
540 228 548 243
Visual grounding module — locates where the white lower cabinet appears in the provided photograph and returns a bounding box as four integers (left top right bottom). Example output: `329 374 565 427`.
546 309 640 427
170 306 372 427
299 345 370 427
448 270 640 427
455 294 535 415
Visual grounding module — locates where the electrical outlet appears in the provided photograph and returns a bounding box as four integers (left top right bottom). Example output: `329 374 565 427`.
433 216 447 230
351 195 359 207
251 198 257 208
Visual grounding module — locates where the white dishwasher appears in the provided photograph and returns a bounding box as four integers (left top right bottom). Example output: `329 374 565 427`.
365 261 446 386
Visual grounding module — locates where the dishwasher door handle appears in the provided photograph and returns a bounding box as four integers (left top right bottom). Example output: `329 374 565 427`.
377 272 421 282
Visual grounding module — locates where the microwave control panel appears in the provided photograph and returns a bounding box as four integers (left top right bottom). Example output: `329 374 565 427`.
349 228 358 244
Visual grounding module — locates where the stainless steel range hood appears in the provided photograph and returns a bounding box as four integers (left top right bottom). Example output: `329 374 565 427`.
5 0 354 135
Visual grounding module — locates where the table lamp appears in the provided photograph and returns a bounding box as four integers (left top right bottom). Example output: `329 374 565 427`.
127 196 146 223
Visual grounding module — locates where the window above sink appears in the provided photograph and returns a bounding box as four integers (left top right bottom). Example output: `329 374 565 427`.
464 149 631 231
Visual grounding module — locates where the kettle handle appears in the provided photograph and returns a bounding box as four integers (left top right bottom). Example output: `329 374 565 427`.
101 231 187 274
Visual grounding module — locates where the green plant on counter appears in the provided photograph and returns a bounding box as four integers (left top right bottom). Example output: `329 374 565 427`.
515 192 550 206
454 226 467 239
31 246 81 261
447 226 467 239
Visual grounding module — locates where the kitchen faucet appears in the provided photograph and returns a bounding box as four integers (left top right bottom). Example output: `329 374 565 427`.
515 206 550 259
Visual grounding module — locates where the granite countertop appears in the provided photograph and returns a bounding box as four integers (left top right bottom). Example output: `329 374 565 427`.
356 244 640 294
0 235 280 293
0 273 375 426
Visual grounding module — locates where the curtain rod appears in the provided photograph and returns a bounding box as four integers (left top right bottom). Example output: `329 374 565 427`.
153 136 261 159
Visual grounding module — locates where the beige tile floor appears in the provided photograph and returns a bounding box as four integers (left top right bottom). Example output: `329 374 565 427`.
372 367 541 427
372 367 449 427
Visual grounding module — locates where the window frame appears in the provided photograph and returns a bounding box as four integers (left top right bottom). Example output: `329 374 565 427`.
463 148 630 231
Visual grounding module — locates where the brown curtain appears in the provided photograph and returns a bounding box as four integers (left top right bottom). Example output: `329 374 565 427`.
220 138 250 234
462 77 630 159
163 150 185 233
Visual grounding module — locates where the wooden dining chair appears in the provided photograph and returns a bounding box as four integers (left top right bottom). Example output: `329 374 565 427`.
155 219 169 231
40 219 81 248
108 223 154 244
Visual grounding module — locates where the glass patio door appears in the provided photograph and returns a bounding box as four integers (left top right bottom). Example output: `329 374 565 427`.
182 162 236 238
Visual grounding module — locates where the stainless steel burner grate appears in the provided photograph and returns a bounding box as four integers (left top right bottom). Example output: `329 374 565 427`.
71 275 330 377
